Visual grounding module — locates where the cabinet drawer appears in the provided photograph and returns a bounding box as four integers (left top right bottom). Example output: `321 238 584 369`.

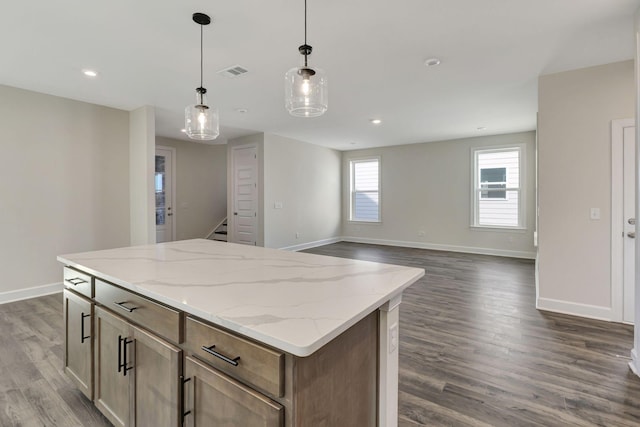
63 267 93 298
95 279 183 344
185 316 284 398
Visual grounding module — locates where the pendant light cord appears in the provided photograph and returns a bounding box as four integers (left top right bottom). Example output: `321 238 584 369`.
304 0 308 67
199 23 204 103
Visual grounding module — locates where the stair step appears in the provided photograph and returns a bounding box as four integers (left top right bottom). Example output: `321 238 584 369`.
215 230 228 235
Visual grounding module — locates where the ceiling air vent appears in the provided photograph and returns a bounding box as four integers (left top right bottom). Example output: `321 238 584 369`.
217 65 249 78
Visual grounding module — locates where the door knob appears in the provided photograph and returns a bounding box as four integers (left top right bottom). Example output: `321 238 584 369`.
629 218 636 225
628 232 636 238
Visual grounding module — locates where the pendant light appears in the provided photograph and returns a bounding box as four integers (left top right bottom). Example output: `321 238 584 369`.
185 12 219 141
285 0 328 117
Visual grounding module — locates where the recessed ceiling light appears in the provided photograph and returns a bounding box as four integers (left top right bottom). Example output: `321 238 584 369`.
82 69 98 77
477 126 487 131
370 119 382 125
424 58 441 67
235 108 248 114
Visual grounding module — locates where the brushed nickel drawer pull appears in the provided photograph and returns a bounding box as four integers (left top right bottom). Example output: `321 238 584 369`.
80 312 91 343
201 345 241 366
66 277 87 286
114 301 138 313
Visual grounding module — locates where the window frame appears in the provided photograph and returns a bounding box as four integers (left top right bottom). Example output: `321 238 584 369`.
349 156 382 223
471 144 526 230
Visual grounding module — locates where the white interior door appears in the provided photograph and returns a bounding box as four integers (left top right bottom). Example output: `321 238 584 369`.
623 124 636 323
155 147 175 243
612 119 636 324
231 145 258 245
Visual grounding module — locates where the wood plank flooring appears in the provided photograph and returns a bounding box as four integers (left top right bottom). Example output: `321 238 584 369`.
1 242 638 426
304 242 640 427
0 293 110 427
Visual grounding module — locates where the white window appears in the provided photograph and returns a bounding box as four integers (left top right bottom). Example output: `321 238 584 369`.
472 145 524 228
350 158 380 222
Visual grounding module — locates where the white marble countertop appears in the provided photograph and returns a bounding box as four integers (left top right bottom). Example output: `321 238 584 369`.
58 239 424 357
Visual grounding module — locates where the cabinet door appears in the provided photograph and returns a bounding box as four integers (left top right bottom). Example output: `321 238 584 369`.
94 307 132 427
63 289 93 400
184 356 283 427
131 325 182 427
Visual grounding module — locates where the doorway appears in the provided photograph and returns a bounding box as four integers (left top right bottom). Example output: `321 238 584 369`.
230 144 258 245
155 146 176 243
612 118 636 324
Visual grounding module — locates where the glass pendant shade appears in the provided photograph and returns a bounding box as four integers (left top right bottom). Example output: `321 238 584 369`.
285 66 328 117
185 92 219 141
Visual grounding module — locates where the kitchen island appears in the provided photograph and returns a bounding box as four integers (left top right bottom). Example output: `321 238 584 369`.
58 239 424 426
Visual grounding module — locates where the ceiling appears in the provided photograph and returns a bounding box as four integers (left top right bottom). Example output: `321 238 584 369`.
1 0 638 150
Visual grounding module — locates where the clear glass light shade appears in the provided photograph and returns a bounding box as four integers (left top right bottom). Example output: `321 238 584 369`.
285 66 328 117
185 93 219 141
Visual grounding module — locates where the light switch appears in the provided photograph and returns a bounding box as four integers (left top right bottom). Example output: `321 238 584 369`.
590 208 600 220
274 202 283 209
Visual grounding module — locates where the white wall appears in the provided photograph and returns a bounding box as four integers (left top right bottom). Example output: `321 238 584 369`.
342 132 537 258
0 85 130 301
129 106 155 246
263 134 342 249
537 60 635 319
156 136 227 240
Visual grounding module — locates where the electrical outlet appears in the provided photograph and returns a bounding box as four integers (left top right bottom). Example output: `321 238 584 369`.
389 323 398 354
590 208 600 220
295 232 301 239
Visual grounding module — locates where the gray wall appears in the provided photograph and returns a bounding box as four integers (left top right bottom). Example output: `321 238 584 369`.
342 131 537 258
263 134 342 249
0 85 131 299
537 60 635 319
156 137 227 240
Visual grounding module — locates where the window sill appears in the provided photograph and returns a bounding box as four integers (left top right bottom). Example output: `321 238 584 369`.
470 225 527 233
348 220 382 225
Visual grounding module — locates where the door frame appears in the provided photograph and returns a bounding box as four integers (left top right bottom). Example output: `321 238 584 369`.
611 118 635 322
155 146 177 243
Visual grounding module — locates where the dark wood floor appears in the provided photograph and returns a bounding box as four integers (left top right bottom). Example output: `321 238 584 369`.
1 242 639 426
305 242 640 427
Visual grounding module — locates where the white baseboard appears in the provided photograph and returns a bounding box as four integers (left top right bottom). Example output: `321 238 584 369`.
630 348 639 377
0 282 63 305
341 236 536 259
279 237 343 252
536 297 612 321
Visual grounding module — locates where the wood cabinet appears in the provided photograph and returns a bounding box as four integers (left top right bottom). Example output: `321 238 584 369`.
94 306 130 427
95 279 183 344
64 267 93 298
93 306 182 427
184 316 284 398
184 355 283 427
63 289 93 400
131 325 182 426
63 269 379 427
